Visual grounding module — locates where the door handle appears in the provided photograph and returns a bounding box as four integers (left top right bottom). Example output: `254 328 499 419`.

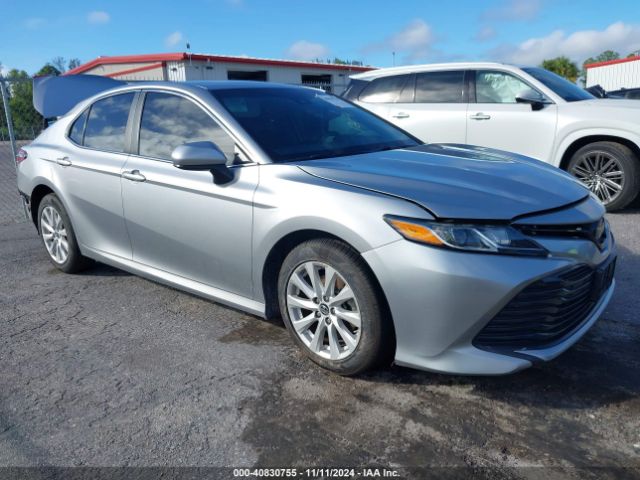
122 170 146 182
392 112 410 119
469 113 491 120
56 157 72 166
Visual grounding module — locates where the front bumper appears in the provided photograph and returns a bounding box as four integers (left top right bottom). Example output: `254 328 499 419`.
362 236 616 375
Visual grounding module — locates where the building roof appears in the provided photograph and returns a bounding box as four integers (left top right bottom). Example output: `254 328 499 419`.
584 55 640 69
65 53 374 76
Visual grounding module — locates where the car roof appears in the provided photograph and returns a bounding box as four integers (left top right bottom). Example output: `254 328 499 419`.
350 62 525 80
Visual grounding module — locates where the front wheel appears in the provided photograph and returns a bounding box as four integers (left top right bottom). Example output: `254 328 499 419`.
277 238 394 376
568 141 639 211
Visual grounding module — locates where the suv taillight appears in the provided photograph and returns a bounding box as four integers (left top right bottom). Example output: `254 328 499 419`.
16 149 28 164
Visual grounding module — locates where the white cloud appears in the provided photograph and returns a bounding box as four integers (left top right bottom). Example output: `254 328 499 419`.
364 19 435 63
24 17 46 29
165 31 184 48
492 22 640 65
286 40 330 61
87 11 110 24
483 0 542 21
475 26 497 42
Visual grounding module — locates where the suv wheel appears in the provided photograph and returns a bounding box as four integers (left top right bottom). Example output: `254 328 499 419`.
568 141 639 211
277 238 393 375
38 193 92 273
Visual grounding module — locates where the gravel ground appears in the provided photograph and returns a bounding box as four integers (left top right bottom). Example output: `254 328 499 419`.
0 205 639 479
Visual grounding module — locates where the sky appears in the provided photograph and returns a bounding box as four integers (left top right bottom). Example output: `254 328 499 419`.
1 0 640 75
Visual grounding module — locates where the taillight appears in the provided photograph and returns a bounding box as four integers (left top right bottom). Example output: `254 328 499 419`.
16 149 28 164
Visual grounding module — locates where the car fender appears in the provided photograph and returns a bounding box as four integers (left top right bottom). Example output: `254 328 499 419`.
553 127 640 168
251 164 432 303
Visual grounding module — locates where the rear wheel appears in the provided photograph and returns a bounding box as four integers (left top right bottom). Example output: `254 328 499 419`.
278 238 393 376
568 141 639 211
38 193 92 273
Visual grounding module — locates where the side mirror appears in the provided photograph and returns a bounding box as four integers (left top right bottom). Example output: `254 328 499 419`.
515 89 547 111
171 141 227 170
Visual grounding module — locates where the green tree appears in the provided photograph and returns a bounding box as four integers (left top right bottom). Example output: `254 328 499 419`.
5 69 43 139
36 63 62 76
50 56 67 73
68 58 82 70
541 56 579 82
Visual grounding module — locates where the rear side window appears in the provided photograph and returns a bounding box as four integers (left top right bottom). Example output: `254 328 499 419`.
138 92 235 161
415 71 465 103
68 109 88 145
83 93 135 152
359 75 411 103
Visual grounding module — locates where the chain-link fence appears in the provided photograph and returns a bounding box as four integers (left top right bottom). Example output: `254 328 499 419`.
0 76 43 224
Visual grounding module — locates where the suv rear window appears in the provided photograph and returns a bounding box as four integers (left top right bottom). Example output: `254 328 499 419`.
83 93 135 153
415 71 465 103
358 75 411 103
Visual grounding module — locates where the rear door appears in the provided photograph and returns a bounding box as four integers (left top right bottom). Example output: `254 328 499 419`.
385 70 468 144
355 74 413 119
466 70 558 160
120 90 257 298
57 92 137 259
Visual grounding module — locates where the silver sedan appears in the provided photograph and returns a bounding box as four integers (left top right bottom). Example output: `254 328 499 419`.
17 80 616 375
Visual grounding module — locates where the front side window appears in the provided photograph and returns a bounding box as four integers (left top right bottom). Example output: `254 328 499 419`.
138 92 235 161
210 87 419 163
359 75 411 103
475 71 533 103
83 93 135 152
414 71 465 103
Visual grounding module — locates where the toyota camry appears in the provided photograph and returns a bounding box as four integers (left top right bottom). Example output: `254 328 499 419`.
17 78 616 375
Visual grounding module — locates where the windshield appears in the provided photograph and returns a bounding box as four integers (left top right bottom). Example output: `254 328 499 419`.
210 87 419 162
523 67 594 102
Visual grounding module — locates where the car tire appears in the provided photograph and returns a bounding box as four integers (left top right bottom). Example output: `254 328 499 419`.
568 141 640 211
37 193 92 273
278 238 394 376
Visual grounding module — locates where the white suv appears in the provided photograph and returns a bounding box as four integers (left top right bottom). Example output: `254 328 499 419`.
344 63 640 210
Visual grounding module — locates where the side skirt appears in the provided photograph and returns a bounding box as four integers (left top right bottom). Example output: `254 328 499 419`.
81 245 266 318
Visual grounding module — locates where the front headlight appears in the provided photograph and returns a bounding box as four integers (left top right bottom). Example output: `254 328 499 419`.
384 215 548 257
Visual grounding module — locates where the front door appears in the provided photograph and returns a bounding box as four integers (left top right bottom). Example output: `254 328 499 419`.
466 70 558 161
121 91 257 298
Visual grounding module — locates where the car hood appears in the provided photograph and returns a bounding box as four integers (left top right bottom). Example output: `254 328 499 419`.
295 144 589 220
580 98 640 109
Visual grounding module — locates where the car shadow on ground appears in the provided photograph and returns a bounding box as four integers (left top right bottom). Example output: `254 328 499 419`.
80 263 132 277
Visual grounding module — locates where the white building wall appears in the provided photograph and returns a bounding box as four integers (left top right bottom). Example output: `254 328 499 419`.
178 60 355 93
586 59 640 90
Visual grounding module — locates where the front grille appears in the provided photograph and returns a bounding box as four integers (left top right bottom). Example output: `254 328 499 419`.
474 262 614 351
516 219 608 250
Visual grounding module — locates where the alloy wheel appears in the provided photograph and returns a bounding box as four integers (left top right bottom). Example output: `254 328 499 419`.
286 261 362 360
570 151 625 205
41 205 69 264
